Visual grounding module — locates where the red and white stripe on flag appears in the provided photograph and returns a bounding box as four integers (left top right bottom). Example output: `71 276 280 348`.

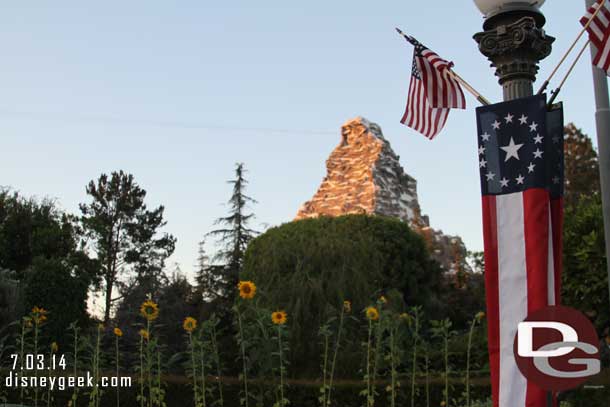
419 49 466 110
401 58 450 140
581 0 610 75
400 37 466 139
482 191 563 407
476 96 564 407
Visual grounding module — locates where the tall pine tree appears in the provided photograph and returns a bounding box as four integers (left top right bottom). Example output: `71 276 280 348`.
207 163 257 301
79 170 176 322
193 238 223 301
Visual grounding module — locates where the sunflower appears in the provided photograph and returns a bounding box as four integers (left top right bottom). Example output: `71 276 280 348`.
139 329 150 341
31 306 48 324
379 296 387 304
238 281 257 300
271 311 288 325
343 300 352 313
114 327 123 337
475 311 486 322
366 307 379 321
32 306 44 314
51 342 58 353
183 317 197 333
399 312 412 324
140 299 159 321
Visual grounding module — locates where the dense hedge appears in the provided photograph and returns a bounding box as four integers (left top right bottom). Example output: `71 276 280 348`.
242 214 443 375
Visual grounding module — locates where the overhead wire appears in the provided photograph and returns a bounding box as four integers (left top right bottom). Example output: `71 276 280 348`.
0 107 337 136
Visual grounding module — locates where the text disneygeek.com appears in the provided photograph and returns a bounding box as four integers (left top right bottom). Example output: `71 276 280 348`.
4 371 132 391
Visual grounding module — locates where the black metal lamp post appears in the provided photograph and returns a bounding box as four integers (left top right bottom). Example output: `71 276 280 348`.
473 0 555 101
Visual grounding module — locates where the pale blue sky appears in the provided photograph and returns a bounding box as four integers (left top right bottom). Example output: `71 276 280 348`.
0 1 601 279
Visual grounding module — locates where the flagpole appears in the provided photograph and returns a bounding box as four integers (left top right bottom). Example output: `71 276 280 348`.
447 70 491 106
585 0 610 327
395 28 491 106
547 40 590 106
538 0 607 95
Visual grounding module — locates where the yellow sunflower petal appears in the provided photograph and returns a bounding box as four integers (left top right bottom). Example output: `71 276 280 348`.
271 311 287 325
238 281 257 300
183 317 197 333
366 307 379 321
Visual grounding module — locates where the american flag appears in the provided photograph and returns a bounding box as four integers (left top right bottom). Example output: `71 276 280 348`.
477 95 564 407
581 0 610 75
398 31 466 139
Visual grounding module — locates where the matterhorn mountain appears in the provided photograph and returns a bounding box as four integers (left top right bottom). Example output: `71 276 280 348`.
296 117 468 273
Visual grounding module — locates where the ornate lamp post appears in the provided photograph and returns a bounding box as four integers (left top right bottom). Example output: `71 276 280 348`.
473 0 555 101
473 3 558 407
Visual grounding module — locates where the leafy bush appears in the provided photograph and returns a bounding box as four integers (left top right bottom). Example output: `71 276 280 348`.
242 214 443 375
22 257 90 344
562 194 609 331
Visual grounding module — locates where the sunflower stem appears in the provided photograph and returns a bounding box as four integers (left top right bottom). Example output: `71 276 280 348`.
236 307 249 407
211 324 224 407
410 311 419 407
366 318 373 407
425 351 430 407
390 326 397 407
321 334 329 407
140 334 144 407
466 316 477 407
327 306 345 406
189 333 199 406
200 340 207 407
116 335 120 407
147 319 152 407
278 325 285 407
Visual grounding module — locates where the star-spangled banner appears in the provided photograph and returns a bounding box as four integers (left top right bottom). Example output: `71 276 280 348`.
581 0 610 76
398 32 466 140
476 94 564 407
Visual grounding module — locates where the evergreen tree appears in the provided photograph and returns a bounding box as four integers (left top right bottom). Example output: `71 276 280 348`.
194 239 209 294
207 163 257 299
79 170 176 323
193 238 222 301
564 123 600 208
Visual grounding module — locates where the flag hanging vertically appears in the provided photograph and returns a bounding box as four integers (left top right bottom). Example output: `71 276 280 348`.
581 0 610 75
476 95 564 407
546 104 565 311
398 32 466 139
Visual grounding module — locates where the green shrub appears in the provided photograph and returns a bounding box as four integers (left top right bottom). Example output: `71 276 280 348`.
242 214 443 376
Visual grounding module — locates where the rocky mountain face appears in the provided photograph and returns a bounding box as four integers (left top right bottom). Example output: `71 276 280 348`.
296 117 468 273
